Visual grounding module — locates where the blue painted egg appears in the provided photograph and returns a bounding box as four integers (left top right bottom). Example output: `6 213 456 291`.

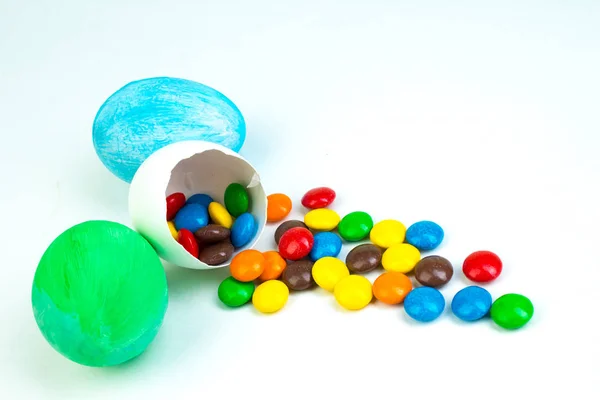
173 203 209 232
451 286 492 322
405 221 444 251
93 77 246 183
310 232 342 261
404 287 445 322
231 213 257 248
187 193 214 208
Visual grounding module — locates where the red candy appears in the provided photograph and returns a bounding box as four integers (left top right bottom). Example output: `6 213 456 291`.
278 227 314 260
301 187 336 209
166 192 186 220
178 228 199 258
463 250 502 282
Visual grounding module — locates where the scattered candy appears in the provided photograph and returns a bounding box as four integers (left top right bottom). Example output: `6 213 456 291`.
218 276 255 307
230 212 258 248
372 272 412 305
405 221 444 251
312 257 349 292
490 293 534 330
274 220 307 244
208 201 234 229
167 221 179 240
194 224 230 244
173 203 209 232
451 286 492 322
381 243 421 273
301 186 336 209
198 240 234 265
346 244 382 273
404 287 445 322
224 183 250 217
253 280 289 313
259 251 287 281
334 275 373 311
304 208 341 231
177 228 199 258
266 193 292 222
278 227 314 260
463 250 503 283
166 192 186 220
282 260 315 291
187 193 214 208
414 255 454 287
338 211 374 241
230 249 266 282
309 232 342 261
369 219 406 248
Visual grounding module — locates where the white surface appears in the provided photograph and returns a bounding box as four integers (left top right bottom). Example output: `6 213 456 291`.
129 140 266 269
1 1 599 399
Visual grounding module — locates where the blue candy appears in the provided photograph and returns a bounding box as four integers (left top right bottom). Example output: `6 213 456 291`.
187 193 214 208
309 232 342 261
404 287 445 322
173 203 209 232
405 221 444 251
451 286 492 322
231 213 257 248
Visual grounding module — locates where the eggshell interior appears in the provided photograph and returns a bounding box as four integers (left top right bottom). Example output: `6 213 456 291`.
128 140 266 269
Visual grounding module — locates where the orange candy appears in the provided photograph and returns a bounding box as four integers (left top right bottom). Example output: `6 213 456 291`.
267 193 292 222
230 250 266 282
372 271 413 305
259 251 287 281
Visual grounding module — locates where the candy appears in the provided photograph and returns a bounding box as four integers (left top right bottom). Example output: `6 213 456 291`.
463 250 503 282
311 257 349 292
198 240 234 266
405 221 444 251
187 193 214 208
218 276 255 307
177 228 199 258
194 224 230 244
301 187 336 209
381 243 421 273
274 220 307 244
253 280 289 313
278 227 314 260
346 244 382 273
173 203 209 232
282 260 315 291
334 275 373 311
224 183 250 217
259 251 287 281
309 232 342 261
230 212 258 248
369 219 406 248
338 211 373 241
208 202 234 229
414 255 453 287
490 294 534 330
230 249 266 282
372 272 412 305
166 192 186 220
451 286 492 322
304 208 341 231
403 287 445 322
167 221 179 240
267 193 292 222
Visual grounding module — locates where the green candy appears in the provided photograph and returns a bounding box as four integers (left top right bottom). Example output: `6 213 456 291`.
491 293 534 330
224 183 250 217
338 211 374 241
218 276 255 307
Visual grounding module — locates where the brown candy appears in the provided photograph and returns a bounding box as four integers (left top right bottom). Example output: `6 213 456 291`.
346 244 382 273
274 220 308 244
282 259 314 290
198 240 234 266
195 224 231 244
414 255 453 287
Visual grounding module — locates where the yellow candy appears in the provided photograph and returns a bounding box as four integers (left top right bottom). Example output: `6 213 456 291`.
370 219 406 248
167 221 179 240
304 209 341 231
382 243 420 273
252 280 289 313
312 257 350 292
334 275 373 310
208 201 233 229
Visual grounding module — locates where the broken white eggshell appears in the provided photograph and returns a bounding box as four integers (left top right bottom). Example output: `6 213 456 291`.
128 140 266 269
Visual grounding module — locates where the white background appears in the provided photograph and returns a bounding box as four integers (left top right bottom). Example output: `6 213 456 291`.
1 1 599 399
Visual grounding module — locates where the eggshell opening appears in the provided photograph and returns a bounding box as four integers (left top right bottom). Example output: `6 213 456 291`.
128 140 266 269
